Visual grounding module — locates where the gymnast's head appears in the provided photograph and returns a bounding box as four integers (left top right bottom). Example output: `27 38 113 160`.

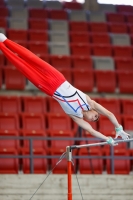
83 109 99 122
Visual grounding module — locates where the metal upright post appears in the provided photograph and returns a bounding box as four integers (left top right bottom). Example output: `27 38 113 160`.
66 146 72 200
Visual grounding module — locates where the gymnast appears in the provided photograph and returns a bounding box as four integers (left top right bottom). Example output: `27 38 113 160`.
0 33 129 145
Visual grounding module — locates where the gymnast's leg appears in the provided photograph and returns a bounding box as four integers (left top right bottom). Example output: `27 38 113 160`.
0 33 51 72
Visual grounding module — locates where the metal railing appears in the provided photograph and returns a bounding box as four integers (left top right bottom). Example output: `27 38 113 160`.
0 132 133 174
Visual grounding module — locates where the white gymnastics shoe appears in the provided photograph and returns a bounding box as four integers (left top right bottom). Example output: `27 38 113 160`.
0 33 7 42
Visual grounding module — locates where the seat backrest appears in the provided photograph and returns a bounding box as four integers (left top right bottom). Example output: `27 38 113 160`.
89 12 106 22
49 20 68 32
69 10 87 21
110 34 130 46
92 56 115 70
49 43 70 55
0 96 21 113
9 18 28 30
49 31 69 43
10 8 28 19
99 4 116 13
45 0 62 10
27 0 44 8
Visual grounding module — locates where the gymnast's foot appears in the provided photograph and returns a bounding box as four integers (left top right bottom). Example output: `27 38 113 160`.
0 33 7 42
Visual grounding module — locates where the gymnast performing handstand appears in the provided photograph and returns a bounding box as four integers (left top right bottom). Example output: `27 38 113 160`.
0 33 129 145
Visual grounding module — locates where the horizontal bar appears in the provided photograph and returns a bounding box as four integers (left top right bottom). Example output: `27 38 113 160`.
0 155 133 160
70 138 133 149
0 136 104 141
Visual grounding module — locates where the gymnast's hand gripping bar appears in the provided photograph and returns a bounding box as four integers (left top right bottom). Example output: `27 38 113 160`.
68 138 133 150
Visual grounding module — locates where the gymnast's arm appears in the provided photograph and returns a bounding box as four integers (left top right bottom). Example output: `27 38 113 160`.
86 96 120 129
70 115 108 141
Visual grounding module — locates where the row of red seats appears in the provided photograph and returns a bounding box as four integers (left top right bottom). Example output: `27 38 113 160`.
1 67 133 93
1 1 133 13
1 16 133 33
0 96 133 115
1 6 133 21
0 147 132 174
4 30 130 44
1 42 133 57
2 30 133 45
0 1 83 11
1 55 133 71
0 128 132 151
0 112 133 132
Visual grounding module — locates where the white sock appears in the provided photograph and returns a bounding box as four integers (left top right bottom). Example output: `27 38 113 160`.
0 33 7 42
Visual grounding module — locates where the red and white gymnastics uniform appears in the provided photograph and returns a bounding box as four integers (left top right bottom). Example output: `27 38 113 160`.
0 34 90 118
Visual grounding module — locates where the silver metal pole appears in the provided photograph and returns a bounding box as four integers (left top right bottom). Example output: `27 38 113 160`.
70 138 133 149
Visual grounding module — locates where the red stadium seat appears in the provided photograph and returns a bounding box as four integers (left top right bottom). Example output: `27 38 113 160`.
99 115 122 132
69 22 89 32
92 44 112 56
106 13 126 23
50 55 72 70
72 56 93 70
48 97 65 113
70 44 92 56
98 98 121 115
28 30 48 42
22 96 47 113
126 14 133 23
0 1 6 6
7 29 28 42
70 32 90 43
21 113 46 131
115 58 133 71
89 22 108 33
0 53 5 66
27 42 49 56
108 23 128 33
128 24 133 34
95 71 116 93
63 2 82 10
121 99 133 114
123 115 133 130
28 19 48 30
106 149 130 174
117 71 133 93
113 46 133 58
48 130 75 137
22 148 47 174
117 5 133 13
50 133 74 149
0 113 19 130
49 10 68 20
0 17 7 28
91 33 110 44
72 69 94 92
22 130 47 150
4 67 26 90
0 148 19 174
0 96 21 113
58 68 72 84
0 131 19 149
47 113 72 131
29 8 48 19
0 7 8 17
79 148 103 174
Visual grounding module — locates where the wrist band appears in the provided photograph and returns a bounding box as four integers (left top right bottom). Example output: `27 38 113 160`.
107 137 113 144
115 125 123 132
